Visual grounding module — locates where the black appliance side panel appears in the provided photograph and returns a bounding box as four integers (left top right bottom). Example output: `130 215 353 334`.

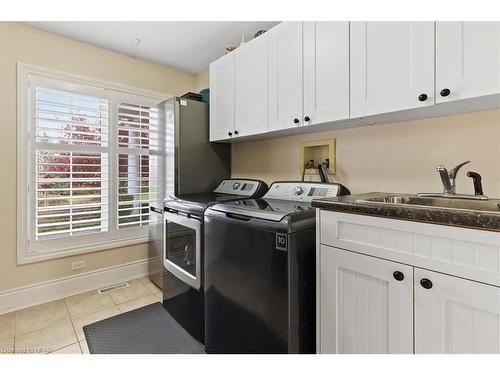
204 216 288 354
288 228 316 354
162 269 204 344
177 98 230 195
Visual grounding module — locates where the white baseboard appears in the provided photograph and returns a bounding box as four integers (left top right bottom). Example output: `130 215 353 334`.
0 257 161 315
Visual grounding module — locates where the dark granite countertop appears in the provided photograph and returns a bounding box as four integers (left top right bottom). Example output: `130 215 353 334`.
312 192 500 233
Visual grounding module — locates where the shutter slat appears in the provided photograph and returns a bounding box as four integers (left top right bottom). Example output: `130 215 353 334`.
37 117 108 128
37 225 107 238
37 99 108 112
37 108 108 121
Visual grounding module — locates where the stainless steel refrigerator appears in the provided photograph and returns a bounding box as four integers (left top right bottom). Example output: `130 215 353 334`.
148 97 230 288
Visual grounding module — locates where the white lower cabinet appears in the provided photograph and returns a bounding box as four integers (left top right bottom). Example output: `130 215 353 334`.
318 232 500 354
415 268 500 354
319 245 413 354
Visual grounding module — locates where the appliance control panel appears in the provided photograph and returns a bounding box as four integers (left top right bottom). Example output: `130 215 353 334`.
213 179 262 196
263 182 340 202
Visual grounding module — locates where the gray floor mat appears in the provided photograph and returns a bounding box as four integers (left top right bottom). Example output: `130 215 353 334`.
83 302 206 354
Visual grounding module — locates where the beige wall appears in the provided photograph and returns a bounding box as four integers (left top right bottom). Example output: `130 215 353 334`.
0 22 198 291
194 69 209 92
232 110 500 197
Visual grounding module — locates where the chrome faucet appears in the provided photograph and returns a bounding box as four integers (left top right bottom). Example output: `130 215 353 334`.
436 161 470 195
418 161 488 200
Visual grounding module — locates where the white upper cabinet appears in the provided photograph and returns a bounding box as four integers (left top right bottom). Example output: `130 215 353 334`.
319 245 414 354
415 268 500 354
209 53 234 141
436 22 500 103
303 22 349 126
268 21 304 131
350 22 435 118
209 21 500 141
234 32 269 137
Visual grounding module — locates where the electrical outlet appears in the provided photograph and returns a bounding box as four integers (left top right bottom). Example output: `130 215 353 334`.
71 260 86 271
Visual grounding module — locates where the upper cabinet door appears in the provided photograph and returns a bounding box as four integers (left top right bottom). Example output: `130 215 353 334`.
209 53 235 141
350 22 435 118
436 22 500 103
303 22 349 125
234 33 269 137
415 268 500 354
268 21 303 131
319 246 414 354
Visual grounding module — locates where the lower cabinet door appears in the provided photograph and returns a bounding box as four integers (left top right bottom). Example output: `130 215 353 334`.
319 245 413 353
415 268 500 353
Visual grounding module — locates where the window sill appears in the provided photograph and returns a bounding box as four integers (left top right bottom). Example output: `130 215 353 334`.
17 235 151 265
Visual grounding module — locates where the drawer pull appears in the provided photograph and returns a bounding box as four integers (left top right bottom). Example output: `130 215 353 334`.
420 278 433 289
393 271 405 281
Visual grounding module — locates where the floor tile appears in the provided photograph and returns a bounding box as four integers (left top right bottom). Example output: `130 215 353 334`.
15 320 77 354
15 300 69 337
138 277 162 295
0 339 14 355
79 340 90 354
72 305 121 341
108 279 151 305
116 294 159 313
51 342 82 354
65 290 115 319
0 312 15 342
153 290 163 302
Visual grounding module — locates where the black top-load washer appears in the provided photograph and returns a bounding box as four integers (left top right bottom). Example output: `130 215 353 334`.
204 181 350 353
162 179 268 344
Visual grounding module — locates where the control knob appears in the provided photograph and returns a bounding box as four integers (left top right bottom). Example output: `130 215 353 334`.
232 182 240 190
294 186 304 196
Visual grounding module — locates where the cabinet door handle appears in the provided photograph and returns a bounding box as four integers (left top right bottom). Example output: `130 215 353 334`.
420 278 433 289
393 271 405 281
293 118 300 124
227 131 233 136
234 130 239 135
418 94 428 102
304 116 311 122
440 88 451 97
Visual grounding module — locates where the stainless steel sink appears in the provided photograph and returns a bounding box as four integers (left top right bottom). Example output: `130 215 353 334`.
355 195 500 213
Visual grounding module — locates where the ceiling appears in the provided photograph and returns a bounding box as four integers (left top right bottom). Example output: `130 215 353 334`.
23 21 280 74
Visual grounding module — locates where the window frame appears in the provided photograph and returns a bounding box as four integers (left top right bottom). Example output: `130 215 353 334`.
17 63 169 265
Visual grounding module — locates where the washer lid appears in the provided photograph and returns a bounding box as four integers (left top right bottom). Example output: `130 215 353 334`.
208 198 315 222
164 192 251 215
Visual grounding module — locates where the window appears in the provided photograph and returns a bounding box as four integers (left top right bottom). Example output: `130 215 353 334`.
34 87 109 239
116 102 160 229
17 64 167 263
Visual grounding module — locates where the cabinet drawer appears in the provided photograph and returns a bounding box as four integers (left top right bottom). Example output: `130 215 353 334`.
319 210 500 286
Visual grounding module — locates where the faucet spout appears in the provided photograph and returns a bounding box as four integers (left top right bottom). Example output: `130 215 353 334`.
448 160 471 180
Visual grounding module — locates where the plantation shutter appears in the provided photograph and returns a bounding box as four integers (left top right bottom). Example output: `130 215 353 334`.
116 101 160 228
33 85 109 239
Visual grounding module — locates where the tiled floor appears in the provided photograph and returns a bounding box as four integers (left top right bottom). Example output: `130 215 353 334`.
0 277 162 354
